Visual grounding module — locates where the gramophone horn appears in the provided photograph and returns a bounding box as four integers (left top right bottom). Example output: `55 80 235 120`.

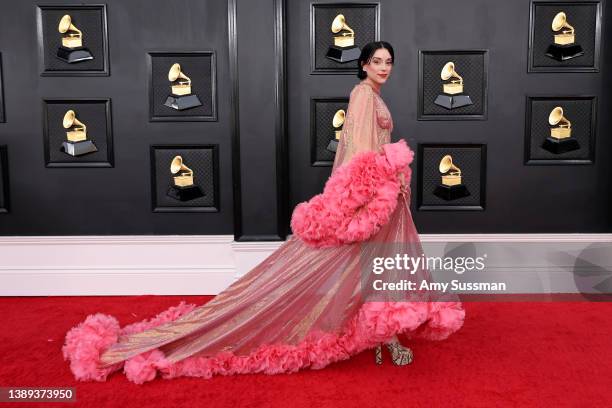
548 106 571 128
331 14 354 35
168 63 191 83
441 62 455 80
548 106 564 125
63 109 86 133
552 12 566 31
552 12 567 31
170 155 185 174
439 154 460 174
332 109 346 128
439 155 452 173
171 155 194 174
168 63 182 82
441 61 463 83
63 110 76 128
331 14 346 33
58 15 72 33
58 14 81 35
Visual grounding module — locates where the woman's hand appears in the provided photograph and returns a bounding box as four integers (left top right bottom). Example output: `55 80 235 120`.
398 172 408 194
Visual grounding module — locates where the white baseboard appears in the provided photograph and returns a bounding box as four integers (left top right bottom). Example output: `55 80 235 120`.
0 235 238 296
0 234 611 296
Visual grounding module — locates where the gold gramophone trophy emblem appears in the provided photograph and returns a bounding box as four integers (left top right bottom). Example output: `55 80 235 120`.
325 14 361 63
166 155 205 201
434 62 473 109
542 106 580 154
326 109 345 153
164 63 203 111
60 110 98 156
545 11 584 61
433 154 470 200
56 14 94 63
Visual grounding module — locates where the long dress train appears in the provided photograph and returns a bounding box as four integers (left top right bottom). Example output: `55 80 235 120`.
62 81 465 384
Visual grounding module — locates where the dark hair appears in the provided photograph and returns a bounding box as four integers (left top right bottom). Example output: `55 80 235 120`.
357 41 394 79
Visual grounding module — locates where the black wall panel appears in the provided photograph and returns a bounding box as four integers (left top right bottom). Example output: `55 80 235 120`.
0 0 235 235
0 54 5 122
37 4 110 75
0 0 610 236
287 0 611 234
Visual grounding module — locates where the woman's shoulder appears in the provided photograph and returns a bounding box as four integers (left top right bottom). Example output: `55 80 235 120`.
351 82 372 92
350 82 375 98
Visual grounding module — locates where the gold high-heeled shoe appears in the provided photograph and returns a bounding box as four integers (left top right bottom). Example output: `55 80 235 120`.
374 341 414 366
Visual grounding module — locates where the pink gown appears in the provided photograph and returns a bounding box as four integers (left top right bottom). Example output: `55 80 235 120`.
62 81 465 384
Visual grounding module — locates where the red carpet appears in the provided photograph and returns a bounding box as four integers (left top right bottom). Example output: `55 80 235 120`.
0 295 611 407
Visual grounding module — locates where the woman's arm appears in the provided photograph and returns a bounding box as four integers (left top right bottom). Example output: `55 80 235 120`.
332 85 378 171
398 171 406 187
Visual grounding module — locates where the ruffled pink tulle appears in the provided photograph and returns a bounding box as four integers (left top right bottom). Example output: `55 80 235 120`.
291 139 413 248
62 299 464 384
62 301 196 383
61 138 465 385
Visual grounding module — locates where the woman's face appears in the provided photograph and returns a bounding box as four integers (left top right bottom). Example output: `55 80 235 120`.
361 48 393 85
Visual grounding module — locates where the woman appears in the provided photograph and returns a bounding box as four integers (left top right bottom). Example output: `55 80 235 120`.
63 41 465 384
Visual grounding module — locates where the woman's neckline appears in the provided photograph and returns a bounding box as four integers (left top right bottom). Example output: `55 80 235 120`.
359 80 381 95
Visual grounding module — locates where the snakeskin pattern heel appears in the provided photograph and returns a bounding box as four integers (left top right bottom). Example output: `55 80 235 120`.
385 341 414 366
375 343 383 365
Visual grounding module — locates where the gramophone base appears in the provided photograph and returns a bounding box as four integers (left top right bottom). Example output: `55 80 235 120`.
433 184 470 201
434 94 473 110
61 140 98 157
541 137 581 154
56 46 94 64
326 139 339 153
545 44 584 61
325 46 361 63
167 185 205 202
164 94 203 111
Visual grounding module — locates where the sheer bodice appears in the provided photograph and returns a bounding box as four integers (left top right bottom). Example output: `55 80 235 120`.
332 81 394 174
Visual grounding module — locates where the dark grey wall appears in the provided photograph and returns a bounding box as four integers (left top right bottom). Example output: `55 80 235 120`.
287 0 611 234
234 0 288 240
0 0 237 235
0 0 610 237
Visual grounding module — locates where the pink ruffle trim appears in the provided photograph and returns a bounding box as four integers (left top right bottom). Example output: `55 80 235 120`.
290 139 414 248
62 301 196 383
62 300 464 384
